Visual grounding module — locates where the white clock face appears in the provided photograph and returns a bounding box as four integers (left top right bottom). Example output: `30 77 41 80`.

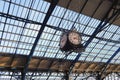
60 34 67 48
68 32 81 45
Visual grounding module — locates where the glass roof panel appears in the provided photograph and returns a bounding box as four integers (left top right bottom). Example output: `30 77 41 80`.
0 0 119 64
0 0 120 80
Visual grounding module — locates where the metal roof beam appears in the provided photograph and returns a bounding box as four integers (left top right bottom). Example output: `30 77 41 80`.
41 0 74 73
73 74 79 80
21 0 59 80
46 25 120 44
68 0 119 74
100 47 120 75
46 72 52 80
0 0 11 44
9 0 35 69
0 12 119 44
106 48 120 65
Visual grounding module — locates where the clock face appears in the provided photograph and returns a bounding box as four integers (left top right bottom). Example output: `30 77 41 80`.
68 32 81 45
60 34 67 48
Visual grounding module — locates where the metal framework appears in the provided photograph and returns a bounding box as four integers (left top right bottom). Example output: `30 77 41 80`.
0 0 120 80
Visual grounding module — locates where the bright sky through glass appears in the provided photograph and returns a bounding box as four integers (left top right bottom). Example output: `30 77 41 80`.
0 0 120 65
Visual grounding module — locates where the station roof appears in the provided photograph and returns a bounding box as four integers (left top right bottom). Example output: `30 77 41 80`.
0 0 120 75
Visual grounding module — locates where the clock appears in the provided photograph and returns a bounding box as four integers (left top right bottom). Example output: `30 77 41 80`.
68 31 81 45
59 30 84 52
60 33 67 49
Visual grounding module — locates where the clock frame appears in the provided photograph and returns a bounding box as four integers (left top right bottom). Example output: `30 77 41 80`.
59 30 84 52
68 31 82 46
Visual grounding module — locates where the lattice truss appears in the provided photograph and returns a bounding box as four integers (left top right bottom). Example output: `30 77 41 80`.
0 0 120 80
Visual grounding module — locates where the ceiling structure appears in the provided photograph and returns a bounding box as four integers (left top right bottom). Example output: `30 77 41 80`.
46 0 120 26
0 0 120 80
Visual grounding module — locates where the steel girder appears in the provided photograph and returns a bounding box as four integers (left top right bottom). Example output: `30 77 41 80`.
0 11 119 44
99 47 120 80
21 0 59 80
68 0 120 74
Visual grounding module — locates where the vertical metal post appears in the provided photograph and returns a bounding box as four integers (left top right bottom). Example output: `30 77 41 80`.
46 72 52 80
96 73 102 80
73 74 79 80
21 71 26 80
64 72 69 80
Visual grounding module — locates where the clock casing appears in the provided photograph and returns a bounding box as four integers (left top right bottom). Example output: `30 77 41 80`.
60 31 84 52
